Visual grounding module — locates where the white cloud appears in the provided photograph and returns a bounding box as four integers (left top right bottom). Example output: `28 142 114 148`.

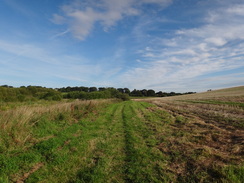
51 14 66 24
205 37 227 46
52 0 172 40
119 1 244 91
227 4 244 16
51 29 70 39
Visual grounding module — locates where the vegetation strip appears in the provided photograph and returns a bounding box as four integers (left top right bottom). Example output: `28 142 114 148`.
0 93 243 182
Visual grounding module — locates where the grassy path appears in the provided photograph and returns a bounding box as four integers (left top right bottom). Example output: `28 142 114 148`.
1 100 243 182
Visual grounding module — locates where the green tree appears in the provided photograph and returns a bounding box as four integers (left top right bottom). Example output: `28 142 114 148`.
141 89 148 96
99 87 106 91
117 88 124 93
124 88 130 94
147 89 156 96
130 89 143 97
89 87 97 92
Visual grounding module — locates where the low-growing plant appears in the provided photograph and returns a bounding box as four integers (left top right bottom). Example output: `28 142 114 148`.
175 115 187 124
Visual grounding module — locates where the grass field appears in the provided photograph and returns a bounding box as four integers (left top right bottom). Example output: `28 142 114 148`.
0 86 243 182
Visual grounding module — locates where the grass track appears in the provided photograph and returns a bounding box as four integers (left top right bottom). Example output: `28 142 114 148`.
0 99 243 182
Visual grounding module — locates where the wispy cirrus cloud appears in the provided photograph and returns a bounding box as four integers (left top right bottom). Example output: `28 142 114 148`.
0 39 125 87
119 1 244 92
52 0 172 40
2 0 242 91
0 40 60 65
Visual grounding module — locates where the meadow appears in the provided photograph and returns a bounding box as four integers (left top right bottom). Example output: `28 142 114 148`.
0 86 243 182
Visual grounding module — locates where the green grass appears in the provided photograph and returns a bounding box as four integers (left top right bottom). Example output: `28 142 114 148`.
0 99 243 182
223 165 244 183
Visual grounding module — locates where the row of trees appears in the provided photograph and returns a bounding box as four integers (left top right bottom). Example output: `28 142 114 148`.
58 86 195 97
0 85 62 102
0 85 130 102
0 85 195 102
130 89 195 97
57 86 131 94
63 88 129 101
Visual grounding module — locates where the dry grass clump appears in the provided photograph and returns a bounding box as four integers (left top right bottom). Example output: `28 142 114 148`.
0 99 112 151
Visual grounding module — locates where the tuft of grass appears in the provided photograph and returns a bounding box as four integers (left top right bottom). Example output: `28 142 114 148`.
175 115 187 124
0 175 9 183
223 165 244 183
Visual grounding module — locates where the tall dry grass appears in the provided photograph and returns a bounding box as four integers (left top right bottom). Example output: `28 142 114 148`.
0 99 113 151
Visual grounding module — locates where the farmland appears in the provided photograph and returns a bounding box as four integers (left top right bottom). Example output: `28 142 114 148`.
0 86 243 182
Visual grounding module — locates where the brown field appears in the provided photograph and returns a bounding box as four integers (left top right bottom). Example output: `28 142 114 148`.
134 86 244 181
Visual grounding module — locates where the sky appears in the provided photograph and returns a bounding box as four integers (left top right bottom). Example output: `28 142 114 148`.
0 0 243 92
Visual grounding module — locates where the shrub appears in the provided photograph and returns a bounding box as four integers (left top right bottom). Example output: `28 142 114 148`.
116 93 130 101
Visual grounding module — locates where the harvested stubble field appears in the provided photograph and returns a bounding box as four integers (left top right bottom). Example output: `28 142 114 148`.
0 86 243 182
135 86 244 182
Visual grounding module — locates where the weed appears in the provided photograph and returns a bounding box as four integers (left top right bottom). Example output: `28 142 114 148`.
175 115 187 124
0 175 9 183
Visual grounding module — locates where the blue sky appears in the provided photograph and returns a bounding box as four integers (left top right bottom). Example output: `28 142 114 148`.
0 0 243 92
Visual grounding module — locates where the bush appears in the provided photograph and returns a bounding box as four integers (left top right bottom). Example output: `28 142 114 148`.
40 91 63 101
116 93 130 101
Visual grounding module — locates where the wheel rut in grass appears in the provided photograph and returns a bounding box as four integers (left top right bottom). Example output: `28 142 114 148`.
72 103 128 183
120 102 169 183
121 103 135 182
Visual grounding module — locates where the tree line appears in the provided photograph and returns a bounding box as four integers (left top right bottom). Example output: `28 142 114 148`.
58 86 195 97
0 85 62 102
0 85 195 102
